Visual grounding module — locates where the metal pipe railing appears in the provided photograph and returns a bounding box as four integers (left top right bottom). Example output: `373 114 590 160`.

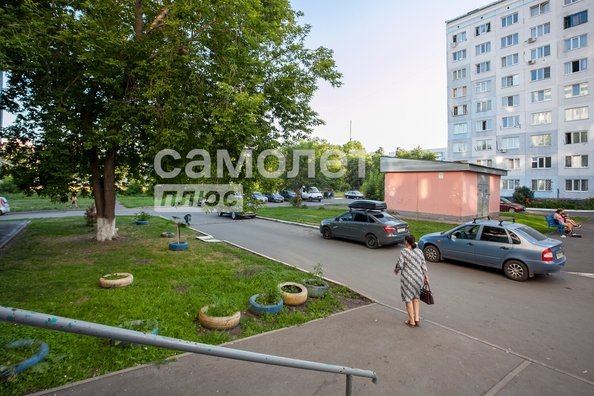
0 306 377 394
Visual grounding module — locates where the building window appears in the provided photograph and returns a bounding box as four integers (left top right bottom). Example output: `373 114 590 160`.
564 0 582 4
504 159 521 170
502 95 519 107
501 74 519 88
532 157 552 169
530 22 550 38
452 31 467 43
565 131 588 144
476 100 492 113
453 68 467 80
502 12 519 27
453 105 468 116
531 67 551 81
476 159 493 166
531 89 552 103
475 139 492 151
452 86 467 98
565 34 587 51
564 82 588 98
503 179 521 190
565 106 589 121
453 123 468 134
531 134 552 146
564 58 587 74
531 45 551 60
532 179 552 191
566 179 588 192
476 119 492 132
475 22 491 36
502 116 520 129
453 142 468 152
453 49 467 62
565 155 588 168
476 61 491 74
475 80 492 93
501 33 519 48
531 112 552 125
564 10 588 29
501 136 520 149
475 42 491 55
530 2 550 17
501 54 519 67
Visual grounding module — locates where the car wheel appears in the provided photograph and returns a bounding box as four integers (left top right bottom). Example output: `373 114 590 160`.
218 212 223 217
508 208 516 212
250 215 256 219
308 197 313 202
503 260 529 281
322 227 333 239
318 198 321 202
365 234 378 249
231 212 238 220
423 245 441 262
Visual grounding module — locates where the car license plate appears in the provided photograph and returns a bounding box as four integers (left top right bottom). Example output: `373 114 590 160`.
397 228 406 233
556 251 564 259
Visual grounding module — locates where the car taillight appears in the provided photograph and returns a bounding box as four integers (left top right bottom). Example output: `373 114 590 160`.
383 226 396 233
542 248 554 262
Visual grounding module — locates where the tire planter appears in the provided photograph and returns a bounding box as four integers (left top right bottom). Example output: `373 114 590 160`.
99 273 134 288
110 319 159 348
169 241 189 251
248 294 283 316
198 306 241 330
161 232 175 238
135 220 149 225
302 279 330 298
278 282 308 306
0 340 49 380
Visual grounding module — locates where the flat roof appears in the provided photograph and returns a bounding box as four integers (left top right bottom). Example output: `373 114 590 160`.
445 0 508 24
380 157 507 176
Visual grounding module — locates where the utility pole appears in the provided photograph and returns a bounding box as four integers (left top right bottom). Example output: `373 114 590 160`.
349 120 352 142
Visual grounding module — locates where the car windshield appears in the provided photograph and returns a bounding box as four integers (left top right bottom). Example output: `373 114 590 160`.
501 197 512 204
309 187 320 193
371 213 397 223
514 226 547 242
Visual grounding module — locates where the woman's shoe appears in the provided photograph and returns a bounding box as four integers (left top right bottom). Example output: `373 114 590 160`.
405 320 416 328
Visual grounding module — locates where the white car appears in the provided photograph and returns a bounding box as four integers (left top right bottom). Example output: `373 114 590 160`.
251 192 268 203
0 197 9 215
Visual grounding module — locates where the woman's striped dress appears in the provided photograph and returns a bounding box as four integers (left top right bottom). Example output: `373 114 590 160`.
395 247 428 302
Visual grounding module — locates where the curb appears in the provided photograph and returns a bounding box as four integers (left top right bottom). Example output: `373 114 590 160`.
0 221 30 249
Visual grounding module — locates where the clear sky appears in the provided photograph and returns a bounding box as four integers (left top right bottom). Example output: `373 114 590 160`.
290 0 490 153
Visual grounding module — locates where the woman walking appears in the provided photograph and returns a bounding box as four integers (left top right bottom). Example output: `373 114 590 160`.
394 234 429 328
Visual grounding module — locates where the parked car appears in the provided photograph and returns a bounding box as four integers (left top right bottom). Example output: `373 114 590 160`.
265 192 284 203
280 190 296 200
500 197 525 212
300 186 323 202
344 190 365 199
319 200 409 249
0 196 9 215
251 191 268 203
418 218 565 281
217 193 256 219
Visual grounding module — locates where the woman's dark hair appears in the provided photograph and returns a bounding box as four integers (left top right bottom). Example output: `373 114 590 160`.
405 234 417 249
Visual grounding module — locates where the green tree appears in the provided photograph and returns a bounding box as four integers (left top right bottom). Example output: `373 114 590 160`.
0 0 341 241
395 146 436 160
360 148 384 200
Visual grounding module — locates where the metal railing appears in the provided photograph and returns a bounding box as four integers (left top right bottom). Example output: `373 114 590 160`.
0 306 377 395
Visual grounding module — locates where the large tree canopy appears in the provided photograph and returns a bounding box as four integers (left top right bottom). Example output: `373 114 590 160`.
0 0 342 240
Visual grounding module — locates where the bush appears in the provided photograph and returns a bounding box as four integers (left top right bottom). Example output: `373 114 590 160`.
513 186 534 206
0 177 20 194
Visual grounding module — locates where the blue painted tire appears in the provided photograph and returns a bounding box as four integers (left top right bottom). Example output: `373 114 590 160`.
0 340 49 379
302 279 330 298
135 220 149 225
248 294 283 315
161 232 175 238
169 241 188 251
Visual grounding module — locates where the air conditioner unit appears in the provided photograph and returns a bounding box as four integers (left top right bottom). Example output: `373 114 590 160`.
528 60 536 65
528 37 536 43
451 42 458 48
500 149 507 153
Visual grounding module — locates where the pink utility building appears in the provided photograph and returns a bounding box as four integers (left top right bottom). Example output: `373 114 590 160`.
380 157 507 222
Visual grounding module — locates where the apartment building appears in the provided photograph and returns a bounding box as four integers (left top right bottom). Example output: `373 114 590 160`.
446 0 593 199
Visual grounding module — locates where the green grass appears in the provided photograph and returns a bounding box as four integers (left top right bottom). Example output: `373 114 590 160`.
1 192 95 212
0 216 360 395
116 195 155 208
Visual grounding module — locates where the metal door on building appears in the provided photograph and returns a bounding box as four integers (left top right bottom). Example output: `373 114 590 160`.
477 175 490 217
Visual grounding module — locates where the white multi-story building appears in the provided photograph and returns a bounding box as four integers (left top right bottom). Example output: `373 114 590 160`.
446 0 593 199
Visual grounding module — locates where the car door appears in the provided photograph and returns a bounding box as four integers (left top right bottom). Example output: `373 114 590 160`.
441 224 479 263
347 212 370 242
474 225 513 267
331 212 354 239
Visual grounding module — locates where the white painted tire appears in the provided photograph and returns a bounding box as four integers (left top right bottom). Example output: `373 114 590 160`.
99 273 134 288
198 306 241 330
279 282 308 306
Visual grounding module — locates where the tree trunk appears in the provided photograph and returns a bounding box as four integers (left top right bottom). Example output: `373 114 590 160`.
90 147 118 242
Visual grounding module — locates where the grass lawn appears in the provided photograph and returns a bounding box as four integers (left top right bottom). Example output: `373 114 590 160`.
0 216 364 395
1 192 95 212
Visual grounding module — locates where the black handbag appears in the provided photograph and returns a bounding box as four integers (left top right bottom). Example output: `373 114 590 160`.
420 283 434 305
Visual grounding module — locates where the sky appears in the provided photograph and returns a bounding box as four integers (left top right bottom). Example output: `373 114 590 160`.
1 1 491 154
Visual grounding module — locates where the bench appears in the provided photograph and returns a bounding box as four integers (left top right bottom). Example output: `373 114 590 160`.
545 214 565 235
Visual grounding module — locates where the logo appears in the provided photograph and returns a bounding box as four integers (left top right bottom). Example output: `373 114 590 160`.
153 184 243 214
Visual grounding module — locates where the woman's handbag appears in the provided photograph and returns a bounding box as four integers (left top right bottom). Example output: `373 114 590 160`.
420 283 434 305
